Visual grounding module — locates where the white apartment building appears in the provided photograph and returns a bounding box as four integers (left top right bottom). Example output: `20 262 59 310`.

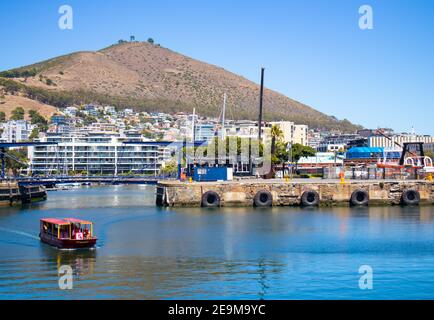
269 121 309 146
1 120 35 142
307 130 322 149
64 106 78 117
104 106 117 115
225 121 271 140
28 132 161 176
368 134 434 148
292 124 308 146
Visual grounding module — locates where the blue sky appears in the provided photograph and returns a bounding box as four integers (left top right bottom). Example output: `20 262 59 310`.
1 0 433 134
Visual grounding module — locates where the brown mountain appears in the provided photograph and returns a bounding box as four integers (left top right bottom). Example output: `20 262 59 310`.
0 41 361 131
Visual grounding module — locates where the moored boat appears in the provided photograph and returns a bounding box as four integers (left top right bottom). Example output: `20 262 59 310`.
0 181 21 206
39 218 97 249
19 185 47 203
57 182 82 190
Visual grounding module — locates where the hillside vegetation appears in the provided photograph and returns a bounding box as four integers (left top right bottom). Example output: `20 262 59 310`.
0 42 361 131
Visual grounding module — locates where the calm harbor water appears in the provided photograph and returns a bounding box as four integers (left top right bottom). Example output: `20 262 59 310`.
0 185 434 299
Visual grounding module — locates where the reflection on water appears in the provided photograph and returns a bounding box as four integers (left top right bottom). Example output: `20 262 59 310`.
1 185 434 299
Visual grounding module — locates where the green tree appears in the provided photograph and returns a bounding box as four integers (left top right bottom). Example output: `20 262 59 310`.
0 111 5 122
291 143 316 168
142 129 155 139
29 128 40 141
147 38 154 44
264 125 286 178
160 159 178 176
425 150 434 161
155 132 164 141
10 107 25 120
82 115 97 126
29 109 46 124
270 125 284 164
5 149 28 176
28 109 48 132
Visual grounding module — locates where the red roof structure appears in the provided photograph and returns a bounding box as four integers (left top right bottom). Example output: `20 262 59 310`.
64 218 93 225
40 218 70 225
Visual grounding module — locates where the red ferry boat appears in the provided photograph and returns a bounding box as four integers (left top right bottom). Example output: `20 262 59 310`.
39 218 97 249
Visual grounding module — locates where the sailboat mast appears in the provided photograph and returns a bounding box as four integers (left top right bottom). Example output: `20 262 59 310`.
192 108 196 143
221 93 226 140
258 67 265 140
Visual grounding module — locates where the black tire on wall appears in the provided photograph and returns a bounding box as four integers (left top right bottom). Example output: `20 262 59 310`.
350 189 369 206
301 190 320 206
201 191 221 208
402 189 420 206
254 190 273 207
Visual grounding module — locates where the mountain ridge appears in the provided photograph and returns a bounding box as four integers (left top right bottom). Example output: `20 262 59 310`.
0 42 361 132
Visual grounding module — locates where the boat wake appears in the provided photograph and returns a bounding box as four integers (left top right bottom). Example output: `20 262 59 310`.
57 246 98 252
0 226 40 241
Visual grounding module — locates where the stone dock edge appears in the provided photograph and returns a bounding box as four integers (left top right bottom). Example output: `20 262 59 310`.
156 179 434 207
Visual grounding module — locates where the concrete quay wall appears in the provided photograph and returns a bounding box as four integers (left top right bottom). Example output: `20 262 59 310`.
156 179 434 207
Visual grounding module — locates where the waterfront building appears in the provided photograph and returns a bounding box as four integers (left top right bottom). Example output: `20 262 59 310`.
1 120 35 142
292 124 309 146
269 121 294 144
368 134 434 148
28 132 161 175
307 130 322 149
344 147 385 165
195 123 216 141
225 121 270 141
346 147 384 159
382 147 402 160
321 133 364 146
268 122 309 146
316 133 367 152
297 152 344 167
316 144 346 153
425 143 434 153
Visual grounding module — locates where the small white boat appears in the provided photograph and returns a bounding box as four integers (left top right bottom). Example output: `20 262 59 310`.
57 183 82 190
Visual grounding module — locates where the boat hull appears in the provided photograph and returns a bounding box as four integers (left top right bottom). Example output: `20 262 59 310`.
40 233 97 249
0 195 21 206
21 191 47 204
0 182 21 206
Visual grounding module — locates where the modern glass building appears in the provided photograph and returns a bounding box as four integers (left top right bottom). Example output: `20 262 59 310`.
28 132 161 175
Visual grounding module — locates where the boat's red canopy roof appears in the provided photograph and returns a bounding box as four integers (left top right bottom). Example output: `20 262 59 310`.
64 218 93 225
40 218 70 225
